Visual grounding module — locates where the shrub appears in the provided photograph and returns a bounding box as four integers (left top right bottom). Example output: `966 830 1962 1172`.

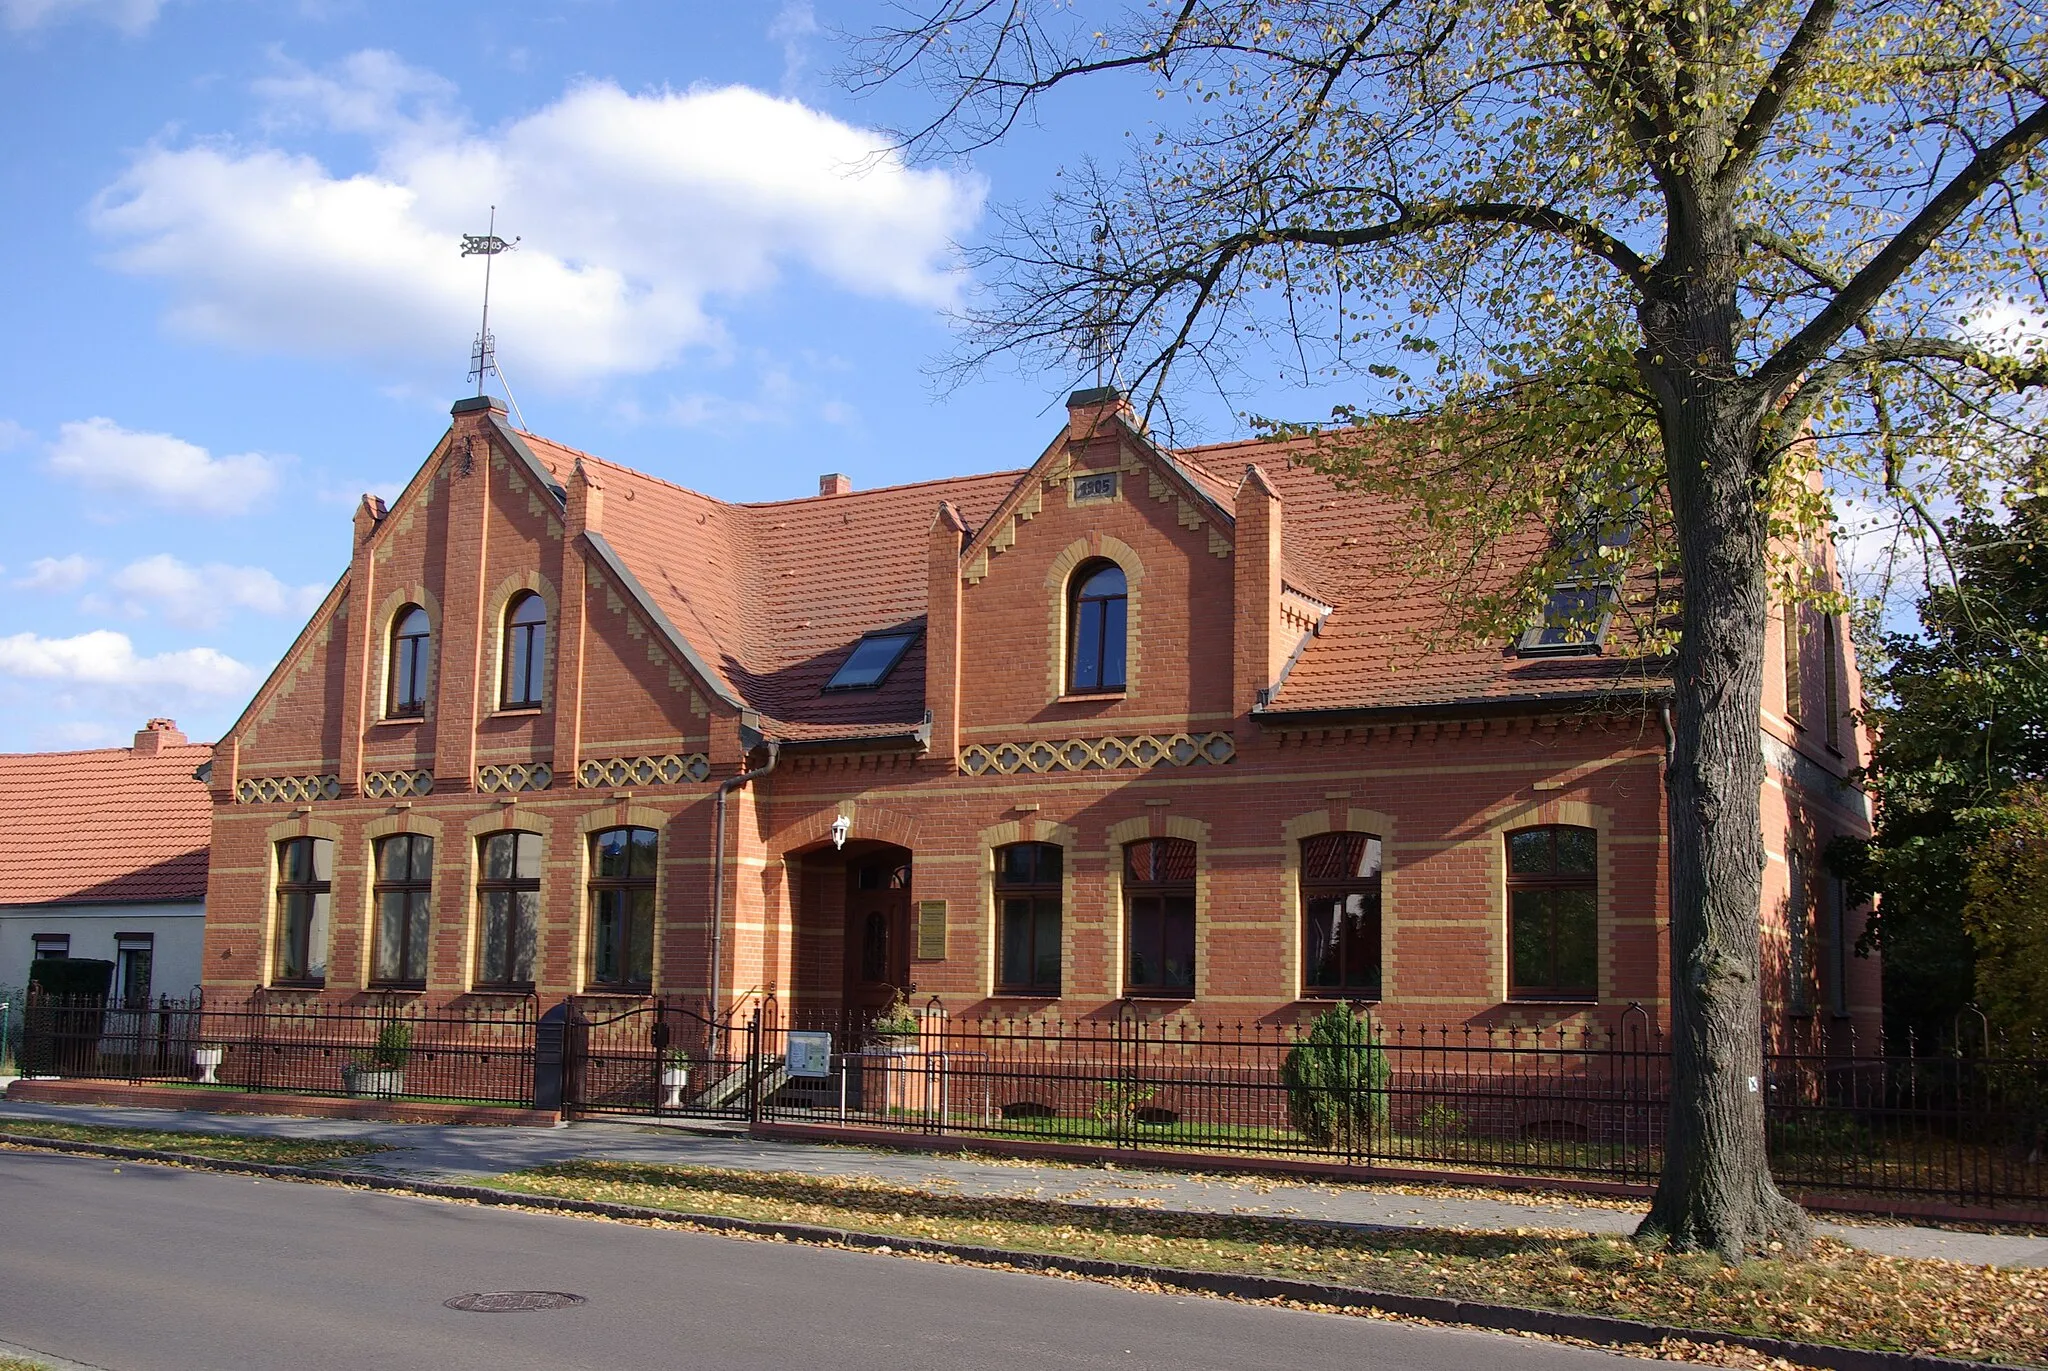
364 1020 412 1071
1281 1003 1389 1148
1089 1081 1158 1127
27 959 114 1000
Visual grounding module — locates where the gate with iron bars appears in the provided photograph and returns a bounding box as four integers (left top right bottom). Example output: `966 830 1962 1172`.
561 995 777 1119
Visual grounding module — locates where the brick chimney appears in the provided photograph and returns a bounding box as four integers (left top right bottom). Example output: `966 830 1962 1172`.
132 718 186 755
819 473 853 497
1067 386 1139 443
1233 464 1285 717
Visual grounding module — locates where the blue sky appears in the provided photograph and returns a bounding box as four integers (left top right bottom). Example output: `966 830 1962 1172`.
0 0 1206 752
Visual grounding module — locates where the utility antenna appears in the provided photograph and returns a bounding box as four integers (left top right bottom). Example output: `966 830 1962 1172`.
461 207 519 398
1087 216 1114 390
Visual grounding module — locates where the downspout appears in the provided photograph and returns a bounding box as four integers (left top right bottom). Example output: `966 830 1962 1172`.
710 733 779 1057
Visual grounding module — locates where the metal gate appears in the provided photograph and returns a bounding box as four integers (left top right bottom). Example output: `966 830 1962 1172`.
561 995 773 1119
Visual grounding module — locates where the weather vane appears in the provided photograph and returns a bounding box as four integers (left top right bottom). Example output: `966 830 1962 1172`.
461 207 519 398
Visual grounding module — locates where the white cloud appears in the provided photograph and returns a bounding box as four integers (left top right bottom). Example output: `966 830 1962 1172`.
0 629 256 696
105 554 325 629
47 417 280 515
90 55 984 388
16 554 97 592
1 0 161 34
0 418 31 450
769 2 821 91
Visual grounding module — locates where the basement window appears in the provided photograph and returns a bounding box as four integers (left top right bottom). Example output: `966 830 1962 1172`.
824 629 919 691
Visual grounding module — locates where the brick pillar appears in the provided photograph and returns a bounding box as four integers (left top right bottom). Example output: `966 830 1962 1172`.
924 500 967 765
1232 463 1284 718
433 396 500 795
552 459 604 789
337 493 387 797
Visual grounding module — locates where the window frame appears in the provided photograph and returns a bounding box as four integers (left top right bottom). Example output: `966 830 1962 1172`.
994 842 1063 997
1299 832 1384 1001
1067 559 1129 695
272 835 333 987
500 592 548 710
1504 824 1598 1002
114 933 154 1007
386 605 432 718
474 831 542 990
1122 837 1196 998
823 628 920 692
31 933 69 960
371 833 435 989
587 825 658 991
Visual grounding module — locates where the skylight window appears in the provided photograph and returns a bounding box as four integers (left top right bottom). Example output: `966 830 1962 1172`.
824 630 919 691
1518 518 1632 657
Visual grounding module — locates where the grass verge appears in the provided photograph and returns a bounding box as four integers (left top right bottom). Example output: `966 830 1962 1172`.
0 1120 392 1166
495 1160 2046 1366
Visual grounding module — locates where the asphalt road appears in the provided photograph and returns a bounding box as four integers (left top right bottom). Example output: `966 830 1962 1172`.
0 1152 1651 1371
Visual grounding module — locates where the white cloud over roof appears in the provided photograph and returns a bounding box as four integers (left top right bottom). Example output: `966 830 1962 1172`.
47 417 281 516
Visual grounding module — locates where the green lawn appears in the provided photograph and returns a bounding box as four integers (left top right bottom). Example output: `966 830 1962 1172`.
0 1120 392 1166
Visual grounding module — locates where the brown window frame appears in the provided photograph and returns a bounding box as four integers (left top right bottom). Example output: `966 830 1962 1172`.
995 842 1063 996
475 831 542 990
387 605 431 718
371 833 434 989
1123 837 1196 997
587 826 658 991
1300 832 1383 1001
273 835 332 987
1067 560 1128 694
1822 614 1841 750
1505 825 1598 1002
501 592 547 709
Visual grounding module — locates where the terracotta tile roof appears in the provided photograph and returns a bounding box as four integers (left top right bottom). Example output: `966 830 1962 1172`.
507 418 1662 739
0 727 213 906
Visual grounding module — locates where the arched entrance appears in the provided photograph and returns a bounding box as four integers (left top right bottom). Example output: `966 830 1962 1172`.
842 842 913 1041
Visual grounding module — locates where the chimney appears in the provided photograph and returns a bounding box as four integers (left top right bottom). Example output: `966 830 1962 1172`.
819 473 853 497
132 718 186 755
1067 386 1137 443
1233 464 1284 718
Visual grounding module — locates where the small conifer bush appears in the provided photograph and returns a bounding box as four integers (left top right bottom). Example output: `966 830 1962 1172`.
1280 1002 1389 1148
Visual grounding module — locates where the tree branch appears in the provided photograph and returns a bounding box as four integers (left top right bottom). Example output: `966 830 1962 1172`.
1721 0 1840 183
1261 201 1652 282
1773 336 2048 444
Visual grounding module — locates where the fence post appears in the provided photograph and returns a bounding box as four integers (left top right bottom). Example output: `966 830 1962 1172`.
533 1002 567 1112
745 1005 763 1126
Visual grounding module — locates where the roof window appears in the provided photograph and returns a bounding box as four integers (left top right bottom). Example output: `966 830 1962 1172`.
824 629 919 691
1517 518 1631 657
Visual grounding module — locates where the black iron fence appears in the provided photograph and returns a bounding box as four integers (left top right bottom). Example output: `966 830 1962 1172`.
17 991 538 1108
561 994 771 1120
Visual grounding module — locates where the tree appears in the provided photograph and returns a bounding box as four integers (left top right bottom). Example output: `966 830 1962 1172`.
1964 785 2048 1042
859 0 2048 1257
1280 1002 1392 1147
1834 485 2048 1050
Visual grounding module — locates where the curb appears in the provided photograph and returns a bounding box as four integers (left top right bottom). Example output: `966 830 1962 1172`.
0 1135 2030 1371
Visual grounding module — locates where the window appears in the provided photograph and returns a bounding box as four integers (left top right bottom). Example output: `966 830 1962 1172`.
372 833 434 988
387 605 431 717
31 933 69 960
1782 605 1804 722
1301 832 1383 1000
1123 837 1195 995
273 836 333 985
1786 848 1811 1014
1068 561 1128 693
476 831 541 988
501 593 547 709
589 826 657 989
1822 615 1841 749
1518 521 1629 656
115 933 154 1007
995 842 1063 995
1826 877 1850 1017
1506 825 1597 1000
824 629 918 691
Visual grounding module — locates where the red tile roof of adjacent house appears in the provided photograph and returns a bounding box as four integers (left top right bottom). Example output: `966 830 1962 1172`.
503 410 1662 739
0 722 213 906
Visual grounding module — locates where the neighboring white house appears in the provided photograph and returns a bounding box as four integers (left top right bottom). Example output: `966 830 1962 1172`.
0 720 212 1004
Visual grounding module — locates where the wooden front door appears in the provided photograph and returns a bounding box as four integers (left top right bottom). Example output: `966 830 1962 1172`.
843 850 912 1039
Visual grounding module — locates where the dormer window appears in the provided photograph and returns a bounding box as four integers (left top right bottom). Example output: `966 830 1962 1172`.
824 628 918 691
1518 519 1630 657
1067 560 1127 693
387 605 431 716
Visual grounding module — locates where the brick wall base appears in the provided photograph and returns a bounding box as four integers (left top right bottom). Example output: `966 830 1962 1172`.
4 1078 562 1128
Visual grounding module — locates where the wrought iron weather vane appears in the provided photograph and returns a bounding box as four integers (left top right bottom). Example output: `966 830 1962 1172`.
461 207 519 397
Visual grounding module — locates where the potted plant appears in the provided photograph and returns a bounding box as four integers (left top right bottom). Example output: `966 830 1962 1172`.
869 991 922 1053
658 1045 692 1110
342 1020 411 1098
193 1043 226 1085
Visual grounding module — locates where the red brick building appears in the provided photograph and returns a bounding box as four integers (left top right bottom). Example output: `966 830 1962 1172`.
198 390 1877 1043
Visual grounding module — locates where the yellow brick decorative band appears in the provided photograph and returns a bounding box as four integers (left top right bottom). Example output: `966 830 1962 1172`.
235 774 341 804
363 769 434 798
958 732 1235 776
477 762 553 794
576 753 713 788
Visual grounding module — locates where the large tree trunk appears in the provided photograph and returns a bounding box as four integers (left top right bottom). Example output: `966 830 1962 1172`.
1635 209 1815 1260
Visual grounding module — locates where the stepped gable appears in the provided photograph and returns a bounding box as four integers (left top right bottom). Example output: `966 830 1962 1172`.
0 725 213 905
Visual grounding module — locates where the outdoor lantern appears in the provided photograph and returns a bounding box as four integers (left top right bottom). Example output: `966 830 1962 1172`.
830 814 851 850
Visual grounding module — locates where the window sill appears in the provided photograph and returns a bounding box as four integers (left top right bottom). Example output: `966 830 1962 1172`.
367 982 425 994
991 990 1061 1001
372 716 424 729
267 980 325 992
468 984 535 997
1056 691 1127 704
580 985 654 997
1300 991 1382 1004
1121 990 1195 1001
492 706 545 718
1507 995 1599 1006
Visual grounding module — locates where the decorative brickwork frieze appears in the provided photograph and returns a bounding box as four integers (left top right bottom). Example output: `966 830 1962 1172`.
577 753 713 788
363 769 434 798
958 731 1235 776
477 762 553 794
235 774 341 804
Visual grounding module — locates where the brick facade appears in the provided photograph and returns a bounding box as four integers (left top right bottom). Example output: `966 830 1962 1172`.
199 392 1879 1041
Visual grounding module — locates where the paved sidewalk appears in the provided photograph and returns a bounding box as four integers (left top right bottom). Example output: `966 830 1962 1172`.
3 1095 2042 1268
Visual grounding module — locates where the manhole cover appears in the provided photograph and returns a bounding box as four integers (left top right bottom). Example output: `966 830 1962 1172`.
444 1291 588 1313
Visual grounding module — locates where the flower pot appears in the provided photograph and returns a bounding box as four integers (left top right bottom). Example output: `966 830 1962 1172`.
660 1066 690 1110
193 1047 224 1085
873 1033 920 1056
343 1067 405 1099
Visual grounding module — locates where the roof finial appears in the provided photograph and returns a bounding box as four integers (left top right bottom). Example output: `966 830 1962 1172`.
461 207 519 400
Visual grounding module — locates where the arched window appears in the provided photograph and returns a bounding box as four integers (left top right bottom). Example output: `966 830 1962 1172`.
387 606 431 717
1123 837 1196 995
1301 832 1383 1000
589 826 658 989
1506 824 1597 1000
995 842 1063 995
372 833 434 988
501 592 547 709
1067 561 1128 694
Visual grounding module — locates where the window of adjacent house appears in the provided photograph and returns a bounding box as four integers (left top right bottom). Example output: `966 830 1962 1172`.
31 933 69 960
1506 825 1597 1000
995 842 1063 995
501 592 547 709
589 826 657 989
274 836 333 985
1786 848 1812 1015
824 629 918 691
1124 837 1196 995
372 833 434 988
387 605 431 717
1302 832 1383 1000
115 933 154 1007
1068 561 1129 693
1822 615 1841 749
476 831 541 988
1782 605 1804 723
